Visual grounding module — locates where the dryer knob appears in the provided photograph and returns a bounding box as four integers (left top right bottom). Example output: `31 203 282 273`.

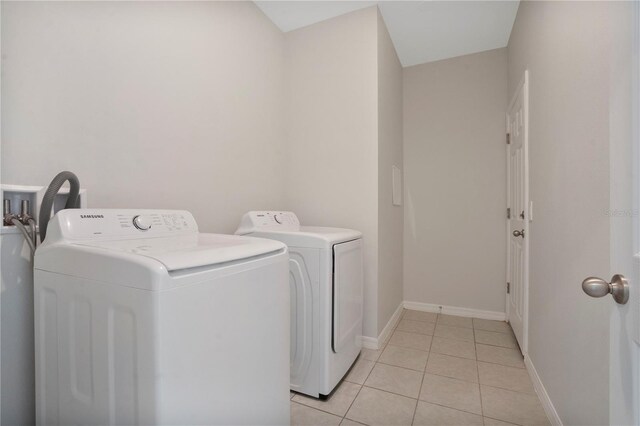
133 215 152 231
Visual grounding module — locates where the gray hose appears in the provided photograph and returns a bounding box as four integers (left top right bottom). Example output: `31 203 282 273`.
11 218 36 255
28 218 37 249
38 171 80 242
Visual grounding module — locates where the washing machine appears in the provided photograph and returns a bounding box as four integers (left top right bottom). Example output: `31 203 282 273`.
236 211 363 398
34 209 290 425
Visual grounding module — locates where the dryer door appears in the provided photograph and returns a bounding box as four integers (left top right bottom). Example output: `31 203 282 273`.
289 251 315 389
332 239 363 353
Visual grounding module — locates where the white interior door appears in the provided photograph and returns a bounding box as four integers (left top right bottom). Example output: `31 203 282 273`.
506 71 529 353
607 3 639 424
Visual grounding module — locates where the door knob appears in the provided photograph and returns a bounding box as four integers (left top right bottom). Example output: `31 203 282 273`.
513 229 525 238
581 274 629 304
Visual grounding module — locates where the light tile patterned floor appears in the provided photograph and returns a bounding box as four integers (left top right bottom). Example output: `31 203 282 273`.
290 310 549 426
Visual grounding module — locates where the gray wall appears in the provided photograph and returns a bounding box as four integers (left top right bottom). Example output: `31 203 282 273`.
1 1 287 234
507 2 612 424
283 7 381 338
1 2 286 424
377 11 404 332
403 48 508 314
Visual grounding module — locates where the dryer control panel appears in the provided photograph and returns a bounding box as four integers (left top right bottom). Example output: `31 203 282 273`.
235 211 300 234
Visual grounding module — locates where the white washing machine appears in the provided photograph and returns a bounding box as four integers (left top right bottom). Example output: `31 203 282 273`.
236 211 363 398
34 209 290 425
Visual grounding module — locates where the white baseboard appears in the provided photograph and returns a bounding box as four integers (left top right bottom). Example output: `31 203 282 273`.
403 301 506 321
361 302 404 350
361 336 378 350
524 354 562 426
377 303 404 347
361 301 506 350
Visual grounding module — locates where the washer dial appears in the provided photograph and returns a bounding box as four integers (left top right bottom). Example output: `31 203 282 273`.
133 215 152 231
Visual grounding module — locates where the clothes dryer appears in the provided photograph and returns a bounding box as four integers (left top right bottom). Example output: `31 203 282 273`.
236 211 363 397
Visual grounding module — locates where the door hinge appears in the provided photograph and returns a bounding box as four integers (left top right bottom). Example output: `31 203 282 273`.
506 133 511 145
507 282 511 294
507 208 511 219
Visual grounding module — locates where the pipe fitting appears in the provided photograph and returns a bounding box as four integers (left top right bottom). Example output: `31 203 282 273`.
3 213 16 226
3 199 15 226
17 199 33 225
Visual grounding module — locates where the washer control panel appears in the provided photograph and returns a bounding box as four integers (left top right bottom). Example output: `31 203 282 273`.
235 211 300 234
50 209 198 241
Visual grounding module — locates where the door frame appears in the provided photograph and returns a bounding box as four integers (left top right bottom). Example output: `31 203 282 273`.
505 70 530 355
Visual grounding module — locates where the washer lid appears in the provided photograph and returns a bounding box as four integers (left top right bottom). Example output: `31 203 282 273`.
72 233 285 271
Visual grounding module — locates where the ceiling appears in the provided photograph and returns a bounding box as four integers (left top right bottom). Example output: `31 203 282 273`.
254 1 520 67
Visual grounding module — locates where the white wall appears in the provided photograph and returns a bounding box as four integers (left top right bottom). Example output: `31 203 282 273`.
1 1 286 234
403 48 507 314
507 2 612 424
1 2 285 423
376 11 404 332
284 7 380 338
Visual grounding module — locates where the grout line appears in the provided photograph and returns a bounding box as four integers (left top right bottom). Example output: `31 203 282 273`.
376 358 428 372
410 321 436 425
479 385 486 425
473 324 480 383
427 351 477 363
411 356 428 425
474 342 519 350
341 381 365 424
433 333 475 343
473 323 486 422
474 381 538 397
420 368 537 397
400 319 438 326
437 324 475 331
482 382 540 399
477 360 527 371
422 369 479 385
473 357 526 369
474 327 512 335
360 383 421 401
290 400 343 421
482 415 522 426
417 399 485 418
384 342 430 353
374 359 429 374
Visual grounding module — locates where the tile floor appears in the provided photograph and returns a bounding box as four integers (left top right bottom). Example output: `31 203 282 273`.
290 309 549 426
